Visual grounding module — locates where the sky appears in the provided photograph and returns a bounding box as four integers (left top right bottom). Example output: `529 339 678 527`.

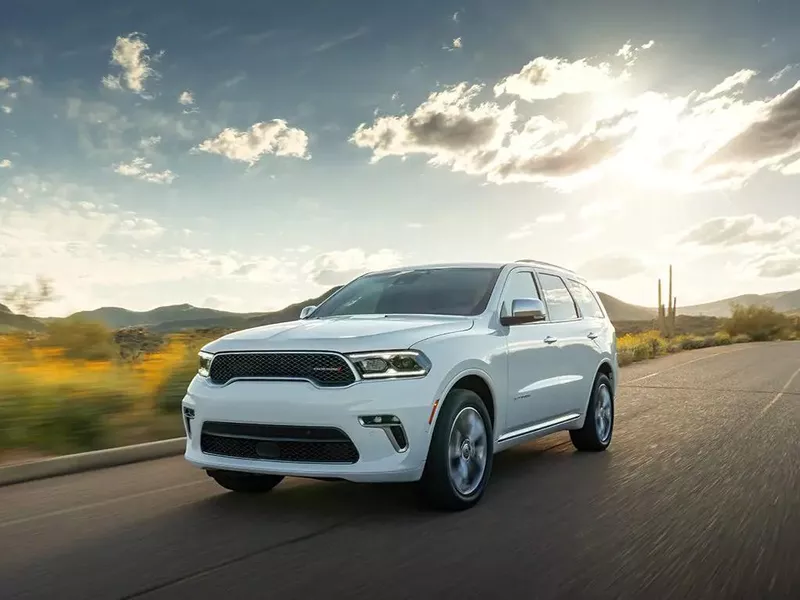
2 0 800 317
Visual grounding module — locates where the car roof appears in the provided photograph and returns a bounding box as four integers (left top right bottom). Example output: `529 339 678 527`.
366 260 586 282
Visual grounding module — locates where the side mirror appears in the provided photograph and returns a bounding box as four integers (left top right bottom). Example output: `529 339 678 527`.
299 305 317 319
500 298 547 326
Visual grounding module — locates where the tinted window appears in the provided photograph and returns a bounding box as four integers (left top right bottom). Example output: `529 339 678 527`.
568 280 605 319
538 273 579 321
501 270 540 303
311 267 502 318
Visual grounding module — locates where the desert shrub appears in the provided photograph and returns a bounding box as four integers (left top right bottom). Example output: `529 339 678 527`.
713 331 732 345
39 318 119 361
723 303 791 341
731 333 751 344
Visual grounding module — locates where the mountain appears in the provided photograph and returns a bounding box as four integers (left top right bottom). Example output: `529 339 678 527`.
0 303 47 333
596 293 657 321
3 285 798 335
679 289 800 318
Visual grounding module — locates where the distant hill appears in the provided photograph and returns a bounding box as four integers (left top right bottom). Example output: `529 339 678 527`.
3 285 798 335
0 302 46 333
596 293 657 321
679 289 800 318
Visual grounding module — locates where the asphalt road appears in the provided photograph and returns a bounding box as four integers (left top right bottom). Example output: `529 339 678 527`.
2 342 799 600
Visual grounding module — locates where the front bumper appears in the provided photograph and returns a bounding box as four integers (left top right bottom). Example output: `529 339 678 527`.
181 375 439 483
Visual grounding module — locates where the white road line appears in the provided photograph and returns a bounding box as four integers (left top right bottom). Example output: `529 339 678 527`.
0 480 208 529
758 365 800 419
626 346 751 384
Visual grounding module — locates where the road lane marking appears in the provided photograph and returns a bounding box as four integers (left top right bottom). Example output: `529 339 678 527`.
0 480 208 529
758 365 800 418
626 346 751 384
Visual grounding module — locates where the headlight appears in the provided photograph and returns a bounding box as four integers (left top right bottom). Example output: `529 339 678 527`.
198 351 214 377
347 350 431 379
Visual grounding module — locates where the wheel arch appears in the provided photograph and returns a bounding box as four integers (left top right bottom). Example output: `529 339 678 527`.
430 368 498 433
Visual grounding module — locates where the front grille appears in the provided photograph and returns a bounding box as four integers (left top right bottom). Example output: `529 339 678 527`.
200 421 360 464
208 352 356 387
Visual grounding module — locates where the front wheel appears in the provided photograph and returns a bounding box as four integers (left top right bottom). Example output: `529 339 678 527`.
419 388 494 511
207 470 285 494
569 373 614 452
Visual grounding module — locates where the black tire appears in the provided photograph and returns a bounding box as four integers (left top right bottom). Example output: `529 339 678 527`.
207 470 285 494
569 373 614 452
420 388 494 511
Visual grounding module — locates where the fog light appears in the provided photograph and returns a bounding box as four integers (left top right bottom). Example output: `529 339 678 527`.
358 414 408 452
183 406 195 438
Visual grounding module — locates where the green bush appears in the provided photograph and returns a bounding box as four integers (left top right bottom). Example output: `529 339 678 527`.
39 318 119 361
713 331 733 345
723 304 791 341
154 355 198 414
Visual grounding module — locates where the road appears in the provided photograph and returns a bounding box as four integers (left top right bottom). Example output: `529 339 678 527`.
1 342 799 600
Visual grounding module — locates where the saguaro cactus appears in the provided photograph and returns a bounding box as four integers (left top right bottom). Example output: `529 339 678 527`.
657 266 677 338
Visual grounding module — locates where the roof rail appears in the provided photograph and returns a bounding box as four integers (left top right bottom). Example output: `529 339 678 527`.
514 258 576 273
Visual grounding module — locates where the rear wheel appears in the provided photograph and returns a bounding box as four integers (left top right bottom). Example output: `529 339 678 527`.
420 388 494 511
569 373 614 452
207 469 285 494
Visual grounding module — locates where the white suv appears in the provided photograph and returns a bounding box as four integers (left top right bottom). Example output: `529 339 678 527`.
182 261 618 511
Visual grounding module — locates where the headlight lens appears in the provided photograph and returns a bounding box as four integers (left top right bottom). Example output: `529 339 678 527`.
198 351 214 377
347 350 430 379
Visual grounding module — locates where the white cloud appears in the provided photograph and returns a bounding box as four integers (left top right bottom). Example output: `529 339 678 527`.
506 212 566 239
178 90 194 105
113 157 177 184
681 214 799 248
303 248 403 286
0 159 11 168
194 120 310 164
536 212 566 224
769 65 794 84
696 69 757 102
103 32 160 93
18 76 33 85
139 135 161 149
452 37 462 49
579 199 622 219
1 106 12 114
0 78 9 90
493 43 647 102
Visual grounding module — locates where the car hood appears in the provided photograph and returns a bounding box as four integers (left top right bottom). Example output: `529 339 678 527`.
202 314 475 354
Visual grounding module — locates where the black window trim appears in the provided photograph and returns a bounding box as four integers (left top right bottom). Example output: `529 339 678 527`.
566 277 606 320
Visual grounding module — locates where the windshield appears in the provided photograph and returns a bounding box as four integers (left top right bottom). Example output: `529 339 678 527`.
310 267 502 318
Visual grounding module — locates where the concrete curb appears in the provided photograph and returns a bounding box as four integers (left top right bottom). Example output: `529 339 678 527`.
0 437 187 487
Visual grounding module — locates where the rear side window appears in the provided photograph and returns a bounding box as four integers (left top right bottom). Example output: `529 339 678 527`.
567 280 605 319
537 273 579 321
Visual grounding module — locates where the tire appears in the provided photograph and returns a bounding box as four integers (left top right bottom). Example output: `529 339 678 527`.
420 388 494 511
207 469 285 494
569 373 614 452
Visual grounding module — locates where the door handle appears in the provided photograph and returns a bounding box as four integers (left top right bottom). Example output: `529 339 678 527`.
544 336 558 345
587 332 598 340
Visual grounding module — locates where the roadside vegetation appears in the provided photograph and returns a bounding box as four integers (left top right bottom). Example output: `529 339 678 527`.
0 300 798 463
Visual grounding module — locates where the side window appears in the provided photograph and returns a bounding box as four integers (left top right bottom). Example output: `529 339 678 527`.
567 280 605 319
538 273 579 321
502 270 540 304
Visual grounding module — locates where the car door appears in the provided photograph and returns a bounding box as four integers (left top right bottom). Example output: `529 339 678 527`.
499 268 564 434
534 271 588 415
566 278 612 407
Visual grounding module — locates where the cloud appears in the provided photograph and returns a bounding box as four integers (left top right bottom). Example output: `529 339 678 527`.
113 157 177 184
0 78 9 90
139 135 161 149
452 11 460 22
0 159 11 168
577 254 648 280
310 26 368 53
506 212 566 239
680 214 799 248
102 32 160 93
303 248 402 286
178 90 194 105
194 120 310 164
696 69 757 102
752 250 800 278
492 42 656 102
450 37 462 50
350 82 516 169
1 106 11 114
770 65 794 84
579 199 622 219
702 80 800 171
